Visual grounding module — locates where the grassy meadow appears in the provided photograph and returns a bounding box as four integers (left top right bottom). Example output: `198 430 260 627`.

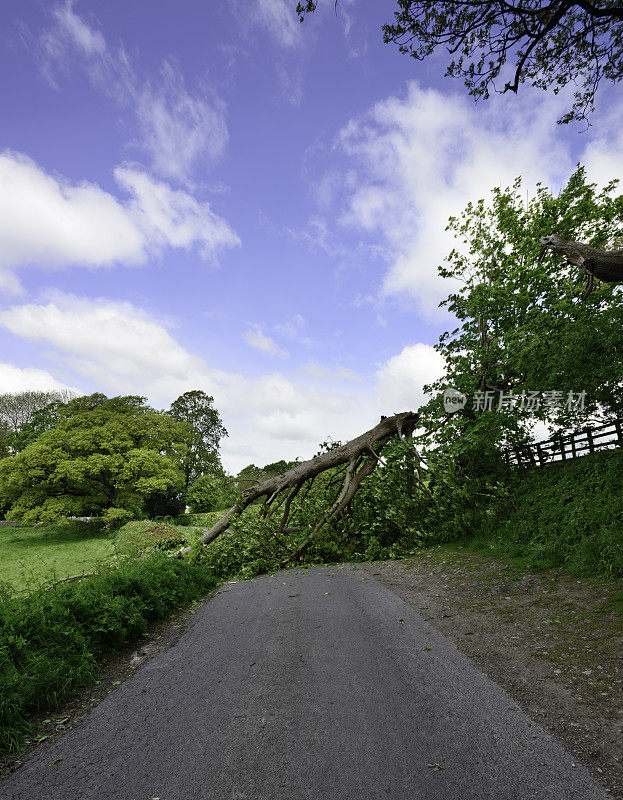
0 522 118 594
0 510 228 594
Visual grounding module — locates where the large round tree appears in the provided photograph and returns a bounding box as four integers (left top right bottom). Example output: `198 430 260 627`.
0 394 187 523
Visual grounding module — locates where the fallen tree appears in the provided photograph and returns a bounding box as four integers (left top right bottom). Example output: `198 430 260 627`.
538 234 623 298
173 411 420 563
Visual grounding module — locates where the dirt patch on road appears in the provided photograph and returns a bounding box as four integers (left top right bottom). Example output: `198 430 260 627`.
367 547 622 798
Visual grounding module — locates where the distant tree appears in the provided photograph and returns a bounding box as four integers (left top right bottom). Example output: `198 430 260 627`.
0 389 76 454
297 1 623 123
0 394 187 522
186 473 221 513
236 459 300 490
0 389 74 431
169 391 228 488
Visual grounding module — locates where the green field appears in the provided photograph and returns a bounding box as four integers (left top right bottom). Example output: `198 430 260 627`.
0 522 118 593
0 510 232 594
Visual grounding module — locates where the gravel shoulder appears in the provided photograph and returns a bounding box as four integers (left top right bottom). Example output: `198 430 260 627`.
368 546 623 798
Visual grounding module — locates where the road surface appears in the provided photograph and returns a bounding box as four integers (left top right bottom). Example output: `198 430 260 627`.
0 565 611 800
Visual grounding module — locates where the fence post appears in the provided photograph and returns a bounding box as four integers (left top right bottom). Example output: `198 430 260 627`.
586 428 595 454
536 443 545 466
559 434 566 461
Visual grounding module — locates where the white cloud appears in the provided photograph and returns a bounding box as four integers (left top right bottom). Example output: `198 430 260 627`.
47 0 106 58
115 167 240 260
0 362 74 394
0 292 440 472
0 152 240 291
134 61 228 182
315 82 621 313
243 325 289 358
581 124 623 190
251 0 302 49
300 361 362 383
0 293 210 395
40 3 226 182
375 343 445 414
0 151 144 272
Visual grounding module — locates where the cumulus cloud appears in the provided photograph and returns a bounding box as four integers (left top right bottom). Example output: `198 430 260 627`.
115 167 240 261
311 82 623 313
0 151 144 272
375 343 445 413
242 325 289 358
0 293 441 472
0 152 239 291
39 2 226 182
0 362 74 394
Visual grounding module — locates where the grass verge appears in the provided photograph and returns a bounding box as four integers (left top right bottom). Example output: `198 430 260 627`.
0 553 217 755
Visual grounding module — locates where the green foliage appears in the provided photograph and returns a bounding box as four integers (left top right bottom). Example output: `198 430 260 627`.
0 394 186 523
169 390 227 488
114 521 191 558
412 166 623 531
467 448 623 578
200 509 274 580
186 473 221 513
0 554 217 754
235 459 300 491
102 507 133 529
349 439 431 553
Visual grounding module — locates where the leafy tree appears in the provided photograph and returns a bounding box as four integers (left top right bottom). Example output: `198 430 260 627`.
297 1 623 123
169 391 227 488
0 394 187 522
235 459 300 493
187 473 221 513
404 165 623 534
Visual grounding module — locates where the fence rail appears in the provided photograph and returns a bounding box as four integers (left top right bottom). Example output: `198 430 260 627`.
504 418 623 467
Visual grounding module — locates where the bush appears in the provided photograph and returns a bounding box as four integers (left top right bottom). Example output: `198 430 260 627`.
115 521 191 557
0 554 217 754
102 507 133 529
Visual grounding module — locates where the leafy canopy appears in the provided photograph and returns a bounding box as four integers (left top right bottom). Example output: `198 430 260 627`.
407 165 623 536
297 1 623 124
0 394 188 522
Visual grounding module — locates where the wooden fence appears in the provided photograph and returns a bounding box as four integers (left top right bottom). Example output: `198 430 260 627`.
504 418 623 467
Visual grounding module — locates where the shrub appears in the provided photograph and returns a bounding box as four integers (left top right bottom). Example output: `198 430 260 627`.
0 554 217 754
114 521 191 557
186 474 221 513
102 507 133 529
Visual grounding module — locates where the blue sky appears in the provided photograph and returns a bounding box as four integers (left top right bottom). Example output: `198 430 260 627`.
0 0 621 472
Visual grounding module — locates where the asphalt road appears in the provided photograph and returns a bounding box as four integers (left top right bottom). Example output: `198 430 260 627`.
0 565 611 800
